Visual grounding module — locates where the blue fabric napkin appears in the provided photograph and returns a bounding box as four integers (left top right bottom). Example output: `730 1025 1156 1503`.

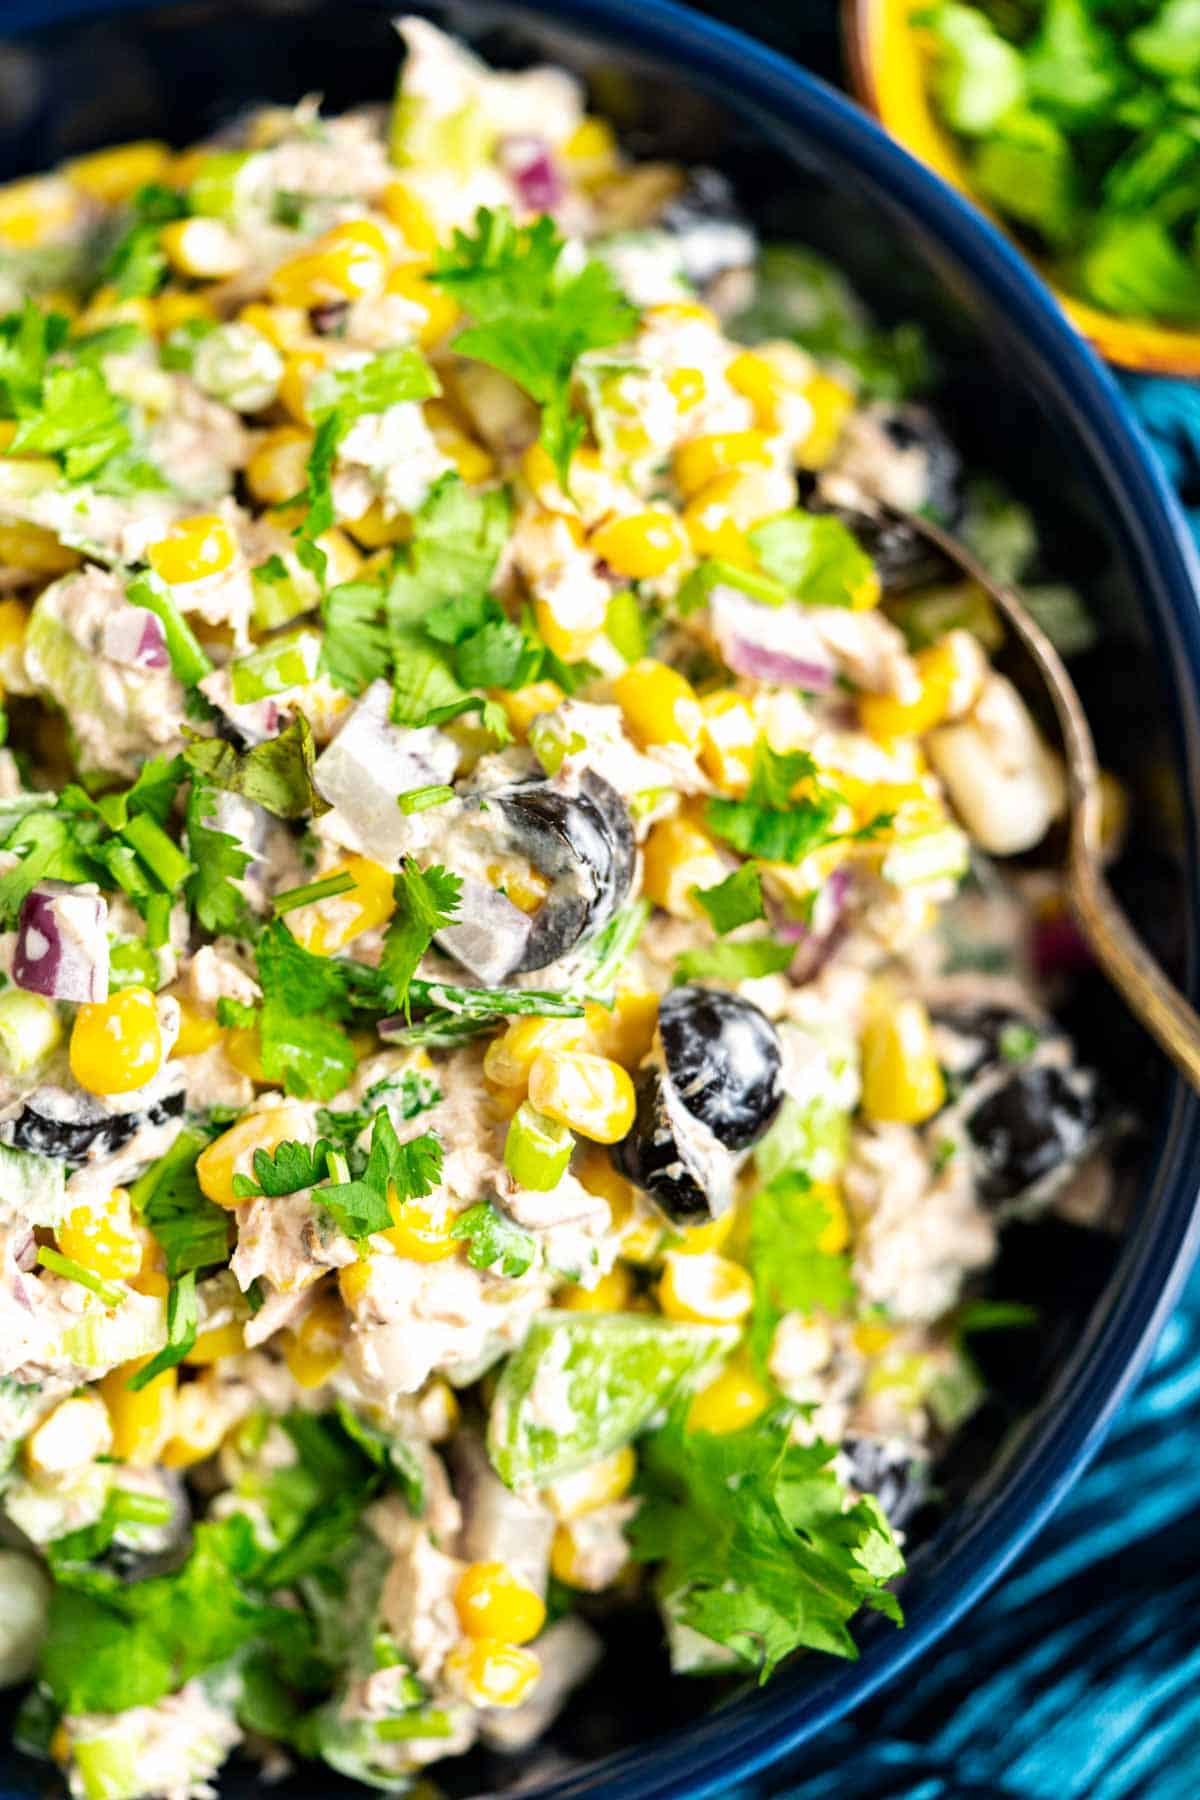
750 379 1200 1800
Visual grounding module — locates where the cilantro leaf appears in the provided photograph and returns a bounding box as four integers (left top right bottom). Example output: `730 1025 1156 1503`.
379 858 461 1017
691 862 765 934
0 302 68 415
673 937 795 984
706 741 845 865
296 347 438 545
748 512 878 610
254 920 358 1100
629 1406 904 1676
0 808 98 927
748 1170 855 1369
9 362 132 482
126 1270 198 1390
185 780 252 935
432 208 637 485
320 579 391 694
183 713 329 820
102 182 189 298
131 1127 231 1279
320 1109 443 1239
451 1200 536 1277
232 1139 335 1201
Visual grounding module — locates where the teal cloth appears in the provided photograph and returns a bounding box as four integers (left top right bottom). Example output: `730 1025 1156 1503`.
750 380 1200 1800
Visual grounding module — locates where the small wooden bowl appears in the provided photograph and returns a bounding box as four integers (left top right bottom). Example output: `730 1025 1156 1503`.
844 0 1200 378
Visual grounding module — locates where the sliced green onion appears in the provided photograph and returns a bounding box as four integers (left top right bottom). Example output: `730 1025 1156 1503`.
0 989 62 1076
126 571 213 686
144 893 171 949
109 1487 172 1527
188 149 253 218
109 937 161 991
122 813 193 892
375 1711 454 1743
36 1246 123 1308
605 588 646 662
273 870 356 917
397 783 455 816
230 628 321 704
504 1102 573 1191
406 980 586 1019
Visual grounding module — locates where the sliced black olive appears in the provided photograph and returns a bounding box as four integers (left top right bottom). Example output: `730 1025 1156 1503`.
613 987 783 1223
657 986 782 1151
492 771 636 974
843 1434 929 1531
5 1088 184 1160
657 167 757 291
878 404 962 524
965 1064 1099 1210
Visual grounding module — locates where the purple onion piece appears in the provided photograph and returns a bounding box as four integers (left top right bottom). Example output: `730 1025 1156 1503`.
501 134 564 212
14 882 110 1004
724 636 836 691
709 585 836 692
775 866 851 983
101 604 170 671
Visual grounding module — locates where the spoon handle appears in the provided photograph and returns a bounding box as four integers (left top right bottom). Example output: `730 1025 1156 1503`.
894 506 1200 1094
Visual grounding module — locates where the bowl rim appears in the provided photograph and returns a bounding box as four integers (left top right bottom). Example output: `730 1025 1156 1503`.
4 2 1200 1796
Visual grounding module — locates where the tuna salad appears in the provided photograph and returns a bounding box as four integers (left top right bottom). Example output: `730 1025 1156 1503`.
0 19 1113 1798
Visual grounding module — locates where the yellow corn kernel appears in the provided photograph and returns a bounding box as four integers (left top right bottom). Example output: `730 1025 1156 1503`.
0 176 80 249
858 638 962 741
100 1360 177 1466
444 1638 541 1709
673 430 775 499
153 289 217 335
687 1359 770 1434
24 1393 112 1477
0 597 28 692
860 993 945 1125
385 262 460 348
486 860 550 916
542 1445 636 1521
160 216 246 279
338 1257 374 1307
812 1181 850 1254
641 815 726 918
574 1146 637 1232
532 595 601 664
269 218 390 308
56 1188 142 1283
282 1291 344 1389
65 140 170 203
496 680 565 739
160 1377 229 1469
675 1207 737 1257
440 431 495 485
380 180 439 253
549 1522 590 1588
797 372 856 469
658 1251 754 1325
557 1264 635 1312
316 527 364 587
237 300 310 351
725 349 786 421
173 997 222 1057
483 1016 588 1090
147 514 237 587
244 425 313 506
612 658 702 751
455 1561 547 1645
184 1321 245 1365
853 1318 895 1357
645 299 719 330
683 468 797 564
74 285 157 335
698 690 757 792
69 987 162 1097
0 520 79 577
664 366 706 413
527 1051 636 1145
290 856 395 955
343 499 411 548
588 510 690 581
562 116 619 176
381 1197 459 1263
224 1024 278 1086
584 989 658 1069
130 1268 170 1299
195 1101 312 1208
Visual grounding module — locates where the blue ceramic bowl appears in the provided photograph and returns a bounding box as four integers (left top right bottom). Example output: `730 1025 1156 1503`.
3 2 1200 1796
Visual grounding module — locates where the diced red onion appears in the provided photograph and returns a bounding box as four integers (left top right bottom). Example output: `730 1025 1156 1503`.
13 882 109 1003
709 586 836 692
101 604 169 671
501 134 564 213
775 867 851 984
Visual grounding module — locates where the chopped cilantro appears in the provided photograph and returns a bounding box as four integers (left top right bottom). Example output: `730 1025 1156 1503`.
431 208 637 485
691 862 765 934
706 741 846 865
379 858 462 1018
673 937 795 984
130 1127 230 1278
451 1200 536 1278
185 780 252 935
126 1271 198 1391
232 1139 335 1201
296 346 438 544
319 579 391 694
102 182 189 297
183 714 328 821
748 512 878 610
320 1108 443 1240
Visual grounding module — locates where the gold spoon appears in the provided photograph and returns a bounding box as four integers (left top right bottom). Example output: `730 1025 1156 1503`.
884 503 1200 1091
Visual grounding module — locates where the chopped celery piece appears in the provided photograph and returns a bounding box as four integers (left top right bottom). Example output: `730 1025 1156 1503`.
388 92 496 172
109 937 162 992
504 1102 573 1190
0 1141 66 1227
880 825 970 888
52 1289 167 1375
187 149 254 219
230 628 321 703
0 987 62 1075
605 588 645 662
487 1310 735 1488
191 323 283 413
251 556 318 631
